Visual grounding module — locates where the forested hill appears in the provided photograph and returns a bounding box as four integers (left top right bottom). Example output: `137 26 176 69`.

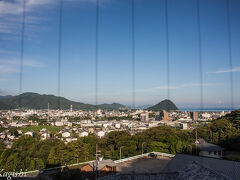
0 92 126 110
147 99 178 111
198 109 240 151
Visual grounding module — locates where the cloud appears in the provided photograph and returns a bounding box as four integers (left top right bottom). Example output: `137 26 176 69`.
134 83 224 93
0 58 45 74
0 0 54 17
0 64 19 74
0 0 112 38
0 0 55 37
0 49 15 54
0 59 44 67
207 67 240 74
0 88 15 96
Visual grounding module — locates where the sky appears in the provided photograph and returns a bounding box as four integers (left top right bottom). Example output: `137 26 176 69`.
0 0 240 109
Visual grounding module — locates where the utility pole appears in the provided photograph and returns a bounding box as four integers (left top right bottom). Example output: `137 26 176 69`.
120 146 124 162
142 142 145 155
188 145 192 154
48 103 50 122
210 129 213 143
96 144 98 163
95 144 101 180
195 128 198 155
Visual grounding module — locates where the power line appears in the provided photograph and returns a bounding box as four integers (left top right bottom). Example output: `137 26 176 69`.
165 0 170 101
196 0 203 111
19 0 26 109
226 0 234 110
131 0 135 109
58 0 63 109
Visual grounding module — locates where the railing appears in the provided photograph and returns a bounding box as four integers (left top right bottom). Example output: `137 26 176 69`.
114 152 175 163
24 152 174 175
24 160 95 175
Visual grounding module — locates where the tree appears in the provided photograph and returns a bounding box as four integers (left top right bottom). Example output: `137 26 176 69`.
147 141 169 153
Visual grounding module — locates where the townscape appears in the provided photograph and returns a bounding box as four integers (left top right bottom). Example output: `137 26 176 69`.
0 106 229 147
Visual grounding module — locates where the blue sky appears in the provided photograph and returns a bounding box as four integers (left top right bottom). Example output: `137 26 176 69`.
0 0 240 109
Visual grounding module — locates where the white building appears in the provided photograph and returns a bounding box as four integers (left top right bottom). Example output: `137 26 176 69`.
0 133 5 139
55 121 64 126
97 131 105 138
41 132 51 140
79 131 88 137
24 131 34 137
140 113 149 121
62 132 71 138
115 123 121 129
180 123 188 130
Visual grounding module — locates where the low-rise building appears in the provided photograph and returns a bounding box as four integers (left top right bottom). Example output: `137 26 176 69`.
80 131 88 137
97 131 105 138
62 131 71 138
196 138 223 159
24 131 34 137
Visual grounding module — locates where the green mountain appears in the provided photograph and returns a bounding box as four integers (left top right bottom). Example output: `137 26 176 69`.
0 93 126 110
0 101 11 110
147 99 178 112
97 103 126 110
0 95 12 99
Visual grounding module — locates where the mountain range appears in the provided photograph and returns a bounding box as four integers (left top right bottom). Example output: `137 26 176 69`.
0 93 126 110
0 92 178 111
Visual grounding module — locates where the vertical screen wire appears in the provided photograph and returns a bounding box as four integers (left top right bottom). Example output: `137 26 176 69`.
95 0 99 108
165 0 170 100
196 0 203 111
19 0 26 109
197 0 204 167
226 0 234 110
131 0 135 109
58 0 63 109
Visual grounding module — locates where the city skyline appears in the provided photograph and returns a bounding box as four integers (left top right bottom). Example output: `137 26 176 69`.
0 0 240 108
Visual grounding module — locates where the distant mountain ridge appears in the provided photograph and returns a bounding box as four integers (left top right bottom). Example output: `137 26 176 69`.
0 95 12 99
97 103 126 110
147 99 178 112
0 92 127 110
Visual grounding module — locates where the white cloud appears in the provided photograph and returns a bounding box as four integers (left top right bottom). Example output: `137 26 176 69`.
0 58 45 74
0 59 44 67
0 88 15 96
0 64 19 74
0 0 54 17
207 67 240 74
0 0 55 36
0 0 112 37
134 83 224 93
0 49 15 54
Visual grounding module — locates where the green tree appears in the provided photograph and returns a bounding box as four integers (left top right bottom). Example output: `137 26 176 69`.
147 141 169 153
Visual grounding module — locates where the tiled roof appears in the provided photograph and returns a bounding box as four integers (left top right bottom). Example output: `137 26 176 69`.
164 154 240 180
197 138 224 151
98 172 178 180
177 161 229 180
99 160 230 180
89 159 116 170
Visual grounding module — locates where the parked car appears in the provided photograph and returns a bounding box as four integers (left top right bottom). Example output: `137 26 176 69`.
39 170 44 174
148 152 157 158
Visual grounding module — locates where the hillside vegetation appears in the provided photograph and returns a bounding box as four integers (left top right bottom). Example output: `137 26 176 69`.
0 93 126 110
148 99 178 111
